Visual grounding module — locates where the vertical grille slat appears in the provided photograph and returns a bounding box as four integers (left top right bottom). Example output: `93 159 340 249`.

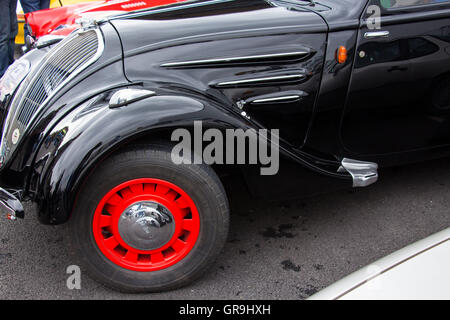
0 29 103 165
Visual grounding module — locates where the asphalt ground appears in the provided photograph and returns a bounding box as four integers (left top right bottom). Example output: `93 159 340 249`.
0 158 449 300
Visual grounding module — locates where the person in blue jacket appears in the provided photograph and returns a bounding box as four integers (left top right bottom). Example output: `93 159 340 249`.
0 0 18 78
20 0 50 39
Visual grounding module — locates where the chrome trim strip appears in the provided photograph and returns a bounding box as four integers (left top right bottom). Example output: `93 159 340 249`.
160 51 310 68
252 95 302 104
215 74 306 87
339 158 378 188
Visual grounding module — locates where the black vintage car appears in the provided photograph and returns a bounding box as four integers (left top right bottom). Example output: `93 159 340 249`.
0 0 449 292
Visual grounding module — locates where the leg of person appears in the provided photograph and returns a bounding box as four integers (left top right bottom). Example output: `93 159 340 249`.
19 0 41 39
40 0 50 10
9 0 18 65
0 0 12 77
19 0 41 14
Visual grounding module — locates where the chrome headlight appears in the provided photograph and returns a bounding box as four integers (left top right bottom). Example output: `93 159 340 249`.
0 59 30 102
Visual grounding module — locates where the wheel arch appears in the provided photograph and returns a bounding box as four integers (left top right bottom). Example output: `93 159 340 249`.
30 91 248 225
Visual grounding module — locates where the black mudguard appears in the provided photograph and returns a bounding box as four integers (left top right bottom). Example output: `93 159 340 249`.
31 87 352 224
31 88 246 223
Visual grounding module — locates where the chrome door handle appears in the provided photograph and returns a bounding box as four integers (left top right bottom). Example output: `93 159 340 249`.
364 31 390 39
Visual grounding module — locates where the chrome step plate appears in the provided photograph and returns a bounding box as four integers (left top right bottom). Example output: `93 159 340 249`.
339 158 378 188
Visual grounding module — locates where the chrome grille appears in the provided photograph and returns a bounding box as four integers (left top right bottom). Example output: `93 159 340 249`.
0 28 103 166
16 30 99 129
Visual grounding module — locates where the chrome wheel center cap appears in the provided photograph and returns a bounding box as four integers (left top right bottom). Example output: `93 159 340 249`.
118 201 175 251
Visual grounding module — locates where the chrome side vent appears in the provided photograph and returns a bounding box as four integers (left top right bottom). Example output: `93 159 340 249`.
212 73 307 88
245 90 308 105
235 90 308 110
0 28 103 166
160 50 312 68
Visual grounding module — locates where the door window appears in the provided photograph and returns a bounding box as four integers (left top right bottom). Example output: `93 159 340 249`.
380 0 450 9
407 37 440 58
355 40 404 68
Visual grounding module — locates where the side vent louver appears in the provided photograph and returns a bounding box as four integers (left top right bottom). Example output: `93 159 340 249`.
212 72 308 88
160 50 313 68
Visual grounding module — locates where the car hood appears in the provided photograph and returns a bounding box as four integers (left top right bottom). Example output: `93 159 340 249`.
26 0 186 38
109 0 327 58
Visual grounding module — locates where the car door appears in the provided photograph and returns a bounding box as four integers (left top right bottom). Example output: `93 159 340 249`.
342 0 450 159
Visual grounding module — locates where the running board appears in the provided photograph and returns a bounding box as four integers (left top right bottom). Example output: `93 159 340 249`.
338 158 378 188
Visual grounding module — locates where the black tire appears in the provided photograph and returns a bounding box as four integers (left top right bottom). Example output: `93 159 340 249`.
67 144 229 292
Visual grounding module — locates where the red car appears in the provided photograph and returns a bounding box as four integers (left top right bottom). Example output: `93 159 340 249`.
26 0 185 40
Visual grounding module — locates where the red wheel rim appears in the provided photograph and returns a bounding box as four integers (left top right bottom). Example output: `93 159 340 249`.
92 178 200 272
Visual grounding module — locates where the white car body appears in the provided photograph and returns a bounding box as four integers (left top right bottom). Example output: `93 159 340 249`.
309 228 450 300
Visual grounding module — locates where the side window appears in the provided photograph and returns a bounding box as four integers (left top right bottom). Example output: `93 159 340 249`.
381 0 450 9
407 38 439 58
366 0 450 19
355 40 404 68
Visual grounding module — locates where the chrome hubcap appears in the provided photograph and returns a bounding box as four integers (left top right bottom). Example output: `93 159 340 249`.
118 201 175 250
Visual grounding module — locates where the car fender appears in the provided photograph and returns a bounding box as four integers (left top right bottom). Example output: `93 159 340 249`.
31 87 353 224
30 88 251 224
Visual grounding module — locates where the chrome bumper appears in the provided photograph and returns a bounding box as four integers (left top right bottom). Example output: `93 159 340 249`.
0 187 24 220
